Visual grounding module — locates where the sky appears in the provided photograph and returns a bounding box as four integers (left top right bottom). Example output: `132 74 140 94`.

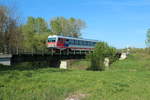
1 0 150 48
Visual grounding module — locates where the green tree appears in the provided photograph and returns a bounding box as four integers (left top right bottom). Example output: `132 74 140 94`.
146 29 150 47
35 17 48 33
87 42 117 71
21 17 35 49
50 17 86 37
69 17 86 37
22 17 48 34
21 17 50 50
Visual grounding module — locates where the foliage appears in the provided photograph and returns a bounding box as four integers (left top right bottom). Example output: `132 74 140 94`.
0 5 22 52
50 17 86 37
21 17 50 50
146 29 150 47
87 42 117 71
22 16 48 34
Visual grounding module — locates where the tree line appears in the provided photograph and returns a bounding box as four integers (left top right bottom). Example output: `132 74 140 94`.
0 5 86 52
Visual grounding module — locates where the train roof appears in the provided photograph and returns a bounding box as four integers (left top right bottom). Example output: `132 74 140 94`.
48 35 98 42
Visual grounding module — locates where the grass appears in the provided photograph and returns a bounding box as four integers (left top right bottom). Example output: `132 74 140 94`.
0 51 150 100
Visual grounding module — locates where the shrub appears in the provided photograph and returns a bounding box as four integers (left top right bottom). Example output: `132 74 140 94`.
87 42 117 71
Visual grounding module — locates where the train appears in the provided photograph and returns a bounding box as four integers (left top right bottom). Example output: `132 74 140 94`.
47 35 98 52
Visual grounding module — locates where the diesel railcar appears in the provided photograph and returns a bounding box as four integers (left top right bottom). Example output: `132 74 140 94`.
47 35 98 51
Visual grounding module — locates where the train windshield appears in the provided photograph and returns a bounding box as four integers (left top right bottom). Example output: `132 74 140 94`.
48 38 56 42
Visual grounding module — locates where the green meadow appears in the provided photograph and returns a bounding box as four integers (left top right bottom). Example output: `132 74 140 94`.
0 51 150 100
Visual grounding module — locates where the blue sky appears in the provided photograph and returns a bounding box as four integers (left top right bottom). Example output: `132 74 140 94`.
2 0 150 48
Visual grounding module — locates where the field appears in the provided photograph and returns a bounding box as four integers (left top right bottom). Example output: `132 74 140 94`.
0 51 150 100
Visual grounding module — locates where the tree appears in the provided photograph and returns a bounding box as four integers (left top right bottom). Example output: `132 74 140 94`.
50 17 66 35
68 17 86 37
35 17 48 33
0 5 22 52
146 29 150 47
22 16 48 34
21 17 50 50
50 17 86 37
87 42 117 71
21 17 35 49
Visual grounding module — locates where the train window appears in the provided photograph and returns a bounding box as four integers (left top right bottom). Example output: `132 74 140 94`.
73 40 75 45
92 42 94 46
52 40 55 42
86 41 89 46
81 41 84 45
76 40 78 45
72 40 75 45
89 42 91 46
79 40 81 45
58 38 61 41
77 40 79 45
88 42 90 46
85 41 87 46
82 41 85 45
91 42 93 46
88 41 91 46
58 38 63 42
93 42 96 46
74 40 76 45
69 39 73 44
69 39 71 44
80 41 82 45
72 40 74 44
48 38 56 42
84 41 87 46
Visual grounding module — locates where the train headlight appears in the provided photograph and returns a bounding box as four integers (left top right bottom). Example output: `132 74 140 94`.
48 43 56 47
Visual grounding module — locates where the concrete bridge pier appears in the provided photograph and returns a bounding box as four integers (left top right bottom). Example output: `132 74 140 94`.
60 60 68 69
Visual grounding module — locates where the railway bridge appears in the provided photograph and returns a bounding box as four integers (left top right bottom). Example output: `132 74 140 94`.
0 48 90 68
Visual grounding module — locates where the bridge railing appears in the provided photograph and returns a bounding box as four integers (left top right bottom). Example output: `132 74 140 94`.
0 47 91 55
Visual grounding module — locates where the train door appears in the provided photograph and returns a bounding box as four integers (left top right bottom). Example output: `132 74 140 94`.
57 38 65 47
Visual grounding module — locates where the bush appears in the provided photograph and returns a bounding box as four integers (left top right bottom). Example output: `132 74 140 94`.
87 42 117 71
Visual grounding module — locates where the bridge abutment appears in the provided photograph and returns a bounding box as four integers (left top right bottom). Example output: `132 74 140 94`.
0 54 12 65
